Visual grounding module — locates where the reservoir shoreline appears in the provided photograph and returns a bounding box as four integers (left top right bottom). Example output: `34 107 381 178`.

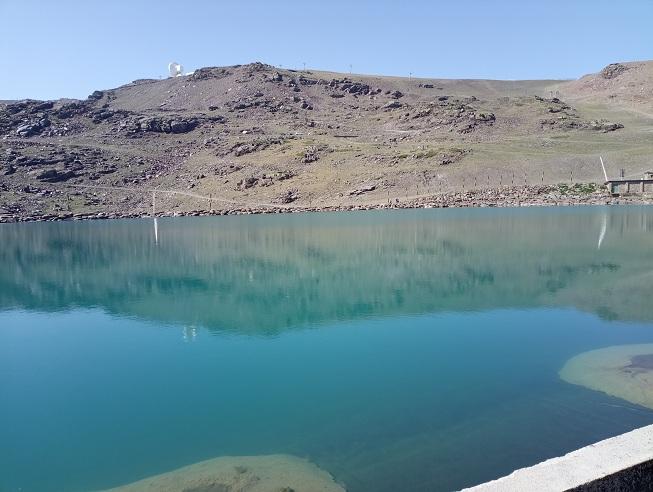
2 184 652 224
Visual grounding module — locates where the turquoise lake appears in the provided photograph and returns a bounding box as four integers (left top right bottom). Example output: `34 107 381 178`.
2 206 653 491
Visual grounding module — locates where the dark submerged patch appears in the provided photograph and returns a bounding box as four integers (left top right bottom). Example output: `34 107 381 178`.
623 354 653 373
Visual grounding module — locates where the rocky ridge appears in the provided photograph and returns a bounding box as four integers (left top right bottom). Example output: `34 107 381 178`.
1 60 651 221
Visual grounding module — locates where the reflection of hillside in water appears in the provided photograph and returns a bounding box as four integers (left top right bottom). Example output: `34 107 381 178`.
1 207 652 333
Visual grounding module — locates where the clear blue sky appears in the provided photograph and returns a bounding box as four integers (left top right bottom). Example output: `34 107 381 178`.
1 0 652 100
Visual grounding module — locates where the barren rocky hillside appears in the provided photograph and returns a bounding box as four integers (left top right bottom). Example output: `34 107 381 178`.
1 61 651 219
557 61 653 113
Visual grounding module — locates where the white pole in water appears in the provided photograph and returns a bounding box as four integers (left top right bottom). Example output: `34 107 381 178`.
152 191 158 244
597 213 607 250
154 218 159 244
600 156 609 182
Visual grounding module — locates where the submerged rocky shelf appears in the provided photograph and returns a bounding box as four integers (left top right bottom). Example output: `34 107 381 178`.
560 344 653 410
101 454 345 492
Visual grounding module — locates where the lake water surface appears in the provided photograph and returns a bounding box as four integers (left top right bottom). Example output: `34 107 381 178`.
2 206 653 492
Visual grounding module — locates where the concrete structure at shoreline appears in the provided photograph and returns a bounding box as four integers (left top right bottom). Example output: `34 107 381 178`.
463 424 653 491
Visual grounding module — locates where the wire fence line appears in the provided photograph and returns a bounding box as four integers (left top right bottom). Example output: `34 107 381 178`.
64 163 650 213
65 183 292 210
61 184 583 217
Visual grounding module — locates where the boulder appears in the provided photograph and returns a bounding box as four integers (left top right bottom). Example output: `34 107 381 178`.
279 189 299 203
384 100 403 109
136 117 198 134
327 78 371 96
274 170 295 181
236 176 258 190
600 63 628 79
170 119 194 133
6 101 31 114
474 112 496 122
588 120 624 132
16 117 50 136
54 102 88 118
36 169 77 183
231 137 285 156
89 109 114 123
299 76 318 86
349 184 376 196
31 101 54 112
302 146 319 163
191 67 231 80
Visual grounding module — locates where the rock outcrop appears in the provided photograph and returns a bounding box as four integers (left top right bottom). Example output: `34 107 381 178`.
134 117 198 134
600 63 629 79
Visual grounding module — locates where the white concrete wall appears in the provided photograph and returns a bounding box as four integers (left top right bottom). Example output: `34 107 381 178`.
463 424 653 492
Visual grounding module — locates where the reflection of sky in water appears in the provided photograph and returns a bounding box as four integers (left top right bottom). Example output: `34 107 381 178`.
1 206 653 492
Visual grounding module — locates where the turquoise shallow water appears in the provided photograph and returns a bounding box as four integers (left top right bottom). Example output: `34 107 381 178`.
2 206 653 492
